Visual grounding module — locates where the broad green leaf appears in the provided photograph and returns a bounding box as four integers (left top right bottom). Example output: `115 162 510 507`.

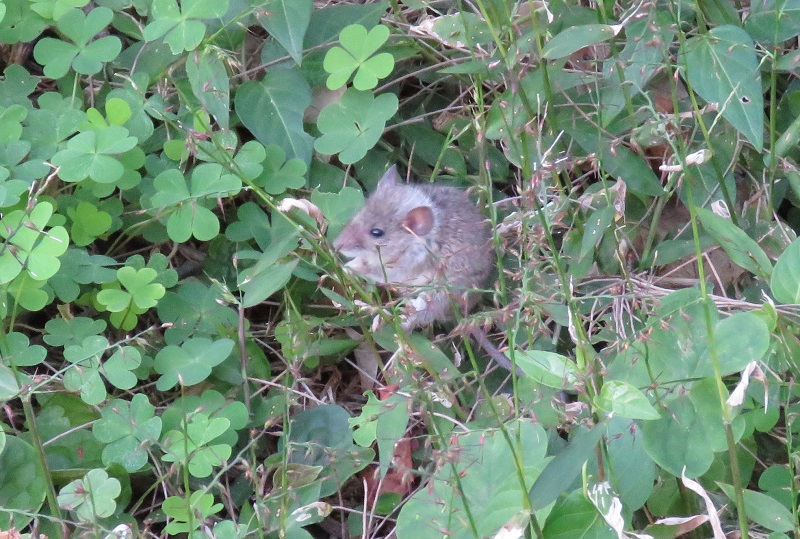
0 364 21 400
239 258 298 308
515 350 579 389
542 489 616 539
696 207 772 279
323 24 394 90
314 89 398 164
154 337 235 390
57 469 121 521
116 266 166 309
542 24 618 60
717 483 794 532
581 206 616 259
235 70 314 166
186 49 230 128
167 203 219 242
679 25 763 150
714 312 770 375
427 12 493 48
770 236 800 302
568 126 663 196
0 104 26 144
642 379 738 478
529 422 605 510
256 0 313 65
398 420 549 538
0 436 48 530
596 380 660 420
745 0 800 44
284 405 374 497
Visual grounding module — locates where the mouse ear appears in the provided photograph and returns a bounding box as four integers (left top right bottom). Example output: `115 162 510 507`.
403 206 434 236
377 165 401 190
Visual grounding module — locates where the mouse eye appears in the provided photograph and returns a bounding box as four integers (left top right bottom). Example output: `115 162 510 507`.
370 228 384 238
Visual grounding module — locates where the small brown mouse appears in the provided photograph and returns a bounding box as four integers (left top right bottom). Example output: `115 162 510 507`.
334 165 492 327
334 166 518 373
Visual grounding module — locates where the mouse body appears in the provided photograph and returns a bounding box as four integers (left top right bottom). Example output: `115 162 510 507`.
333 166 493 329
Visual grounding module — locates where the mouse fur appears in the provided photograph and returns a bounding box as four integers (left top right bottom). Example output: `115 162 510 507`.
334 166 493 329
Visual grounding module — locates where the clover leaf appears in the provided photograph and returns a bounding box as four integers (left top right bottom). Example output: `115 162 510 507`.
29 0 89 21
57 469 120 521
314 89 399 164
154 337 234 390
97 266 166 313
253 145 307 195
44 316 107 347
324 24 395 91
156 281 238 343
149 164 241 242
1 331 46 367
32 7 122 79
50 125 138 184
0 104 27 144
63 335 109 405
92 393 162 472
161 413 232 478
142 0 230 54
67 201 112 246
0 201 69 284
49 248 117 303
101 345 141 390
163 491 223 534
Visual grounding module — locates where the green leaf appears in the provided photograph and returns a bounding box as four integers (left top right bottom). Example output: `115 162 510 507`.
696 207 772 279
44 316 107 347
0 436 48 530
93 393 162 472
714 312 770 375
57 469 121 521
186 48 230 128
257 0 313 65
314 89 398 164
67 201 112 246
542 489 616 539
235 70 314 166
717 483 794 532
254 144 307 195
142 0 229 54
398 420 549 538
51 126 138 183
323 24 394 90
745 0 800 45
529 422 606 510
101 346 142 390
0 202 69 284
581 206 616 259
161 413 233 478
0 104 27 144
116 266 166 309
679 25 764 151
515 350 579 389
154 337 235 390
1 331 46 367
32 8 121 79
642 379 731 478
239 258 298 308
596 380 660 420
542 24 618 60
770 236 800 302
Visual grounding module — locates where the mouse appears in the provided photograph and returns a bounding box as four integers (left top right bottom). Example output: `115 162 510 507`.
334 165 493 327
334 165 519 374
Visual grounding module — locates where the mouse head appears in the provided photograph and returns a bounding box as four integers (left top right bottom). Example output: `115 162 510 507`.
334 166 437 284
